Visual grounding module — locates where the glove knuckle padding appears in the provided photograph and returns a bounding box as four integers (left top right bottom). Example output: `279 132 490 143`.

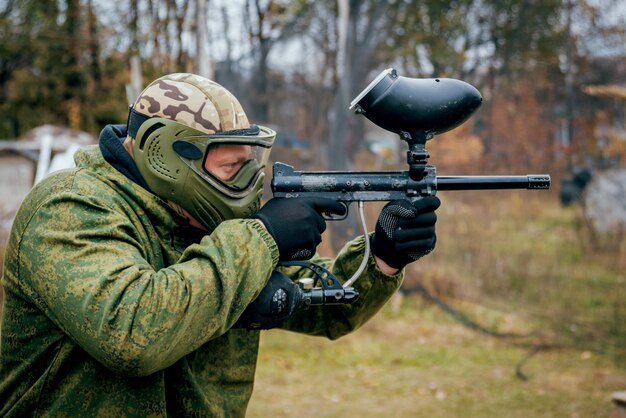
372 198 439 269
234 270 304 329
378 201 417 240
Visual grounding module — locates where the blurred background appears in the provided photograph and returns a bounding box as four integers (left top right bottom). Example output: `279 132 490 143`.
1 0 626 416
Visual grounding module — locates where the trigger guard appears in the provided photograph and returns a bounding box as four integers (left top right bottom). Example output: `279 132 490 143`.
323 202 349 221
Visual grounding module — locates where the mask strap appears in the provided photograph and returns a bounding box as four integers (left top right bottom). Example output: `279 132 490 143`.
127 107 260 138
212 124 261 137
126 107 152 139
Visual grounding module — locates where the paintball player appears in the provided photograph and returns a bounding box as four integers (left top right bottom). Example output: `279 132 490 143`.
0 73 440 417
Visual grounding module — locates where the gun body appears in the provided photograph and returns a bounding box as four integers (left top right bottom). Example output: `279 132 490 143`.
272 162 550 206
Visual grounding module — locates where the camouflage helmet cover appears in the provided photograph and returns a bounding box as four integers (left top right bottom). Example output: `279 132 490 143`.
132 73 250 134
130 73 275 232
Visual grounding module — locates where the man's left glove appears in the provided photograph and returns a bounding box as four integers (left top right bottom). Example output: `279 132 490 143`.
370 197 441 270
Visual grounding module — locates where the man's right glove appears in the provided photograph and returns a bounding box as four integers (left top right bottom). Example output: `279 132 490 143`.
370 197 441 270
252 197 346 261
234 269 304 330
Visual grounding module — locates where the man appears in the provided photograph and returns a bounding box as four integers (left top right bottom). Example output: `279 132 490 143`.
0 73 439 416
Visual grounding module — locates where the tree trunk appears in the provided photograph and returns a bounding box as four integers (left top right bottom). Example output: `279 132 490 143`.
196 0 212 78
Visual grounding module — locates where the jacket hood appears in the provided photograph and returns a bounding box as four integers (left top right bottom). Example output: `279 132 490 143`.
73 142 191 230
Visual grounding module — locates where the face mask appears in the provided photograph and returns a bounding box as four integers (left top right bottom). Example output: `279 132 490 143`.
132 117 276 231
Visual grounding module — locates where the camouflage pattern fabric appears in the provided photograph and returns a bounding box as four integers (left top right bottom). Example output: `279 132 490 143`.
133 73 249 135
0 144 404 417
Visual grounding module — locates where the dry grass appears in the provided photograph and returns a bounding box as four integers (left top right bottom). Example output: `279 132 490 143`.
248 301 626 417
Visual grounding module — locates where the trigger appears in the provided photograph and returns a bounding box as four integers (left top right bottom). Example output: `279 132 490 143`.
323 202 349 221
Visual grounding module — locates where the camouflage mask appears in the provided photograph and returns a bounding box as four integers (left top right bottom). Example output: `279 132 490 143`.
128 73 276 231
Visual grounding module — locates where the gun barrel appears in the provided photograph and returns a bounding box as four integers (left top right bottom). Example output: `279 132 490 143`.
271 163 551 203
437 175 551 190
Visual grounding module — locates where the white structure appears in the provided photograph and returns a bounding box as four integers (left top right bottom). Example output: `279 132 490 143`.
0 125 95 231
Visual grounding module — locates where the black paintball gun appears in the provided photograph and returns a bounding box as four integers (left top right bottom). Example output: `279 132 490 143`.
236 68 550 330
272 68 550 213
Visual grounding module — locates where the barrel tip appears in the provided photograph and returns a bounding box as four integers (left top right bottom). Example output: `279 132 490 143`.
528 174 551 189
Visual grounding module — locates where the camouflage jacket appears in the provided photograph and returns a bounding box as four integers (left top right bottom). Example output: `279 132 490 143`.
0 140 404 417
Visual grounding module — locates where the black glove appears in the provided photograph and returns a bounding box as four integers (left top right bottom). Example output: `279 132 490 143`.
252 197 346 261
370 197 441 270
234 270 304 330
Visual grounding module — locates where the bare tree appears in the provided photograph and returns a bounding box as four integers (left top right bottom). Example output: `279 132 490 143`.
243 0 313 121
195 0 212 78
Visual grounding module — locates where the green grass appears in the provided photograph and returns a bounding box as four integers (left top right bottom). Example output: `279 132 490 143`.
247 192 626 417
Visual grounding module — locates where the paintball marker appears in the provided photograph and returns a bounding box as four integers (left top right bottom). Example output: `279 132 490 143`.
272 68 550 214
236 68 550 330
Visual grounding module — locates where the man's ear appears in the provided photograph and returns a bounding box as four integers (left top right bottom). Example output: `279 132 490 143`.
123 136 135 159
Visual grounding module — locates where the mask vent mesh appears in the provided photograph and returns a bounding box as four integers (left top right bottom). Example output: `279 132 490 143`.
138 122 165 150
147 138 178 180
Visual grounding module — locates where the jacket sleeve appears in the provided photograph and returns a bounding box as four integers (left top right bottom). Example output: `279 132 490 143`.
278 234 404 339
15 188 278 376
